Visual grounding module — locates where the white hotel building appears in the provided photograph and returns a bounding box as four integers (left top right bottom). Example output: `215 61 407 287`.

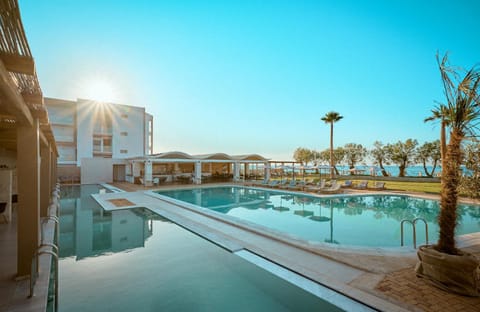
45 97 153 183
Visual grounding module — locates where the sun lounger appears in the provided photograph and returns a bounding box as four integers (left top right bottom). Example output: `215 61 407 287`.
341 180 353 188
371 182 386 190
305 179 326 192
354 180 368 189
287 180 304 191
267 180 279 188
275 180 289 188
318 180 342 194
304 178 315 185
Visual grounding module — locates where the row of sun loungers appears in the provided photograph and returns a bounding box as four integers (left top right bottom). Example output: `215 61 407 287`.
341 180 386 190
252 179 386 193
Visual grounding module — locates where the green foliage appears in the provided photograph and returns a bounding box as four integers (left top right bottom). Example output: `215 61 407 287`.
343 143 367 171
370 141 390 176
293 147 313 165
459 143 480 199
415 140 441 177
385 139 419 177
320 111 344 124
321 111 343 178
436 51 480 254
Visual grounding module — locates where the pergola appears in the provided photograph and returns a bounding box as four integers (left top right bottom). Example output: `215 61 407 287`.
0 0 58 277
126 151 269 186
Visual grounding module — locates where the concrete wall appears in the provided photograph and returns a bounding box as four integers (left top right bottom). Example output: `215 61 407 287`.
110 104 145 159
81 158 127 184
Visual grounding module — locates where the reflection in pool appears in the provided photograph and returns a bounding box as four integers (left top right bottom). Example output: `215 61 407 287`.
59 185 347 311
155 186 480 247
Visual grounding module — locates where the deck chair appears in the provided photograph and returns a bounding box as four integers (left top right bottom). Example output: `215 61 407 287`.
354 180 368 189
371 182 386 190
341 180 353 188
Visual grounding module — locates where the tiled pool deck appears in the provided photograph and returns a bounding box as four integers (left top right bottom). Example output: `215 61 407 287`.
1 182 479 311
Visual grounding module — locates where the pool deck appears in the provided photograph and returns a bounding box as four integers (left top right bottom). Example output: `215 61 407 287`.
96 182 480 312
1 182 479 311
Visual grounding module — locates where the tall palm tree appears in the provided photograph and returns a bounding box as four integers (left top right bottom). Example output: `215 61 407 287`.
424 104 450 175
321 111 343 179
435 52 480 254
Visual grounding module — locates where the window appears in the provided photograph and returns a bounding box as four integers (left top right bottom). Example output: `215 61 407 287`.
93 135 113 157
120 149 128 154
121 114 128 119
120 131 128 136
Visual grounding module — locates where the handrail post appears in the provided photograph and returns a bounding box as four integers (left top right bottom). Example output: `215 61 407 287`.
401 218 429 248
29 249 59 311
400 219 414 247
413 217 429 246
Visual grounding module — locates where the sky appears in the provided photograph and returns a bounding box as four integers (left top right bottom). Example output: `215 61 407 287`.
19 0 480 160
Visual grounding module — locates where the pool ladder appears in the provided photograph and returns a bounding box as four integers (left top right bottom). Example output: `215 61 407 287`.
400 217 429 248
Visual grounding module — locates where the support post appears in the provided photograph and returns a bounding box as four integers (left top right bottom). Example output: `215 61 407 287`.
17 118 40 277
40 144 50 217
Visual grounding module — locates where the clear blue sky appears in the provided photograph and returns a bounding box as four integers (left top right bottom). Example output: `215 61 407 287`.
19 0 480 160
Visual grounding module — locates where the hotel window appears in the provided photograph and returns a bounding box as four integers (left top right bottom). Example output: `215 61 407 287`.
120 149 128 154
121 114 128 119
120 131 128 136
93 135 112 157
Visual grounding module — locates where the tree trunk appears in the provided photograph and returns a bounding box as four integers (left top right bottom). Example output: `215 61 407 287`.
429 160 438 178
349 164 354 175
329 122 334 179
378 161 389 176
437 130 462 254
423 160 432 177
399 164 406 177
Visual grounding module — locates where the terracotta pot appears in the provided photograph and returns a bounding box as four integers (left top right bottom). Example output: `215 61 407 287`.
415 245 480 296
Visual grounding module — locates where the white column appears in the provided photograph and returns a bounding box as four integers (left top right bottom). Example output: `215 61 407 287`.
233 162 240 182
194 162 202 184
144 160 153 186
265 162 271 181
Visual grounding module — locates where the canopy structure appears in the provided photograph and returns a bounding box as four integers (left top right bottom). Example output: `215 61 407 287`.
127 152 270 186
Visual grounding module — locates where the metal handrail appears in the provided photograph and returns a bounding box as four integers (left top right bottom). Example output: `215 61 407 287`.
400 217 429 248
29 248 59 311
41 215 59 244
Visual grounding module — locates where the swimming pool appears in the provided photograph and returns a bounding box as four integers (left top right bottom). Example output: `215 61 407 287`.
59 185 361 311
154 186 480 248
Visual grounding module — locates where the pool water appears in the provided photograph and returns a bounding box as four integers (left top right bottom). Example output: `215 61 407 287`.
155 186 480 248
58 185 346 311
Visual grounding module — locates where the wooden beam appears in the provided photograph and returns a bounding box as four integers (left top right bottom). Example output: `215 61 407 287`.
0 52 35 75
22 92 43 105
0 59 33 126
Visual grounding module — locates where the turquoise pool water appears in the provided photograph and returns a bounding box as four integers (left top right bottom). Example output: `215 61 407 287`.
155 186 480 248
58 185 346 311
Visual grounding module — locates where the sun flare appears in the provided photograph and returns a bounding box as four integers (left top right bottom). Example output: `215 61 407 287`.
83 77 118 103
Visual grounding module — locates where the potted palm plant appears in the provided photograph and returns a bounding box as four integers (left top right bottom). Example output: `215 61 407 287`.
416 52 480 296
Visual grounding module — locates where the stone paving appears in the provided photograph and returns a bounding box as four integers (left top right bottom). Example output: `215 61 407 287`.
375 266 480 312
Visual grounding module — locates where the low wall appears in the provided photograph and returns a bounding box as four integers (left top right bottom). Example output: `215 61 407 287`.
81 158 127 184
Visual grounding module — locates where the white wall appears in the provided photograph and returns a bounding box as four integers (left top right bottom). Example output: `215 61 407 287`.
76 100 95 167
111 104 146 158
81 158 127 184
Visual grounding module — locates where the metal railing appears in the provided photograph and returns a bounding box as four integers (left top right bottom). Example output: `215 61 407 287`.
400 217 429 248
29 247 58 311
30 186 61 311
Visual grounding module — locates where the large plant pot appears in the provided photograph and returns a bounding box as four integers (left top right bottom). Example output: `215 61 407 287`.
415 245 480 296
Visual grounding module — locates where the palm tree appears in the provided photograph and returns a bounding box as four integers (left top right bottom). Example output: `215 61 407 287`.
321 111 343 179
424 104 449 175
435 52 480 254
